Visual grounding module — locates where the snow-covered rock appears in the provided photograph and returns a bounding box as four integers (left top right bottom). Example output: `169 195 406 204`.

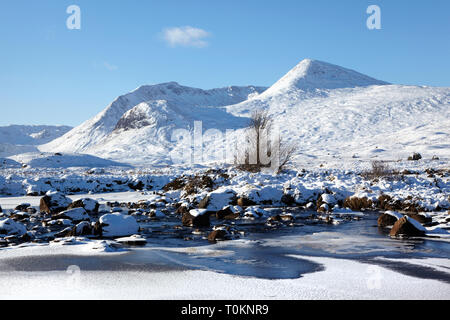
98 213 139 237
199 188 236 211
0 218 27 237
182 209 210 227
68 198 100 213
243 207 269 219
56 207 90 222
390 216 426 237
39 191 72 214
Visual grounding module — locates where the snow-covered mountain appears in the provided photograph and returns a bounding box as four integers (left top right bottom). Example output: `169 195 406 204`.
40 59 450 167
41 82 265 153
0 125 72 157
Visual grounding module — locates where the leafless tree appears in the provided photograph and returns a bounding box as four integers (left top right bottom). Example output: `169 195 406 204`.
235 109 297 173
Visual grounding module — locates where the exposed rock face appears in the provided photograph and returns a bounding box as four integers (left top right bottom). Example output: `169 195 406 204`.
216 206 240 220
182 209 210 227
378 213 398 227
68 198 100 214
343 197 373 211
14 203 31 211
69 221 92 236
390 216 426 237
408 153 422 161
53 208 90 223
407 213 432 224
237 197 256 207
208 229 229 242
39 191 72 214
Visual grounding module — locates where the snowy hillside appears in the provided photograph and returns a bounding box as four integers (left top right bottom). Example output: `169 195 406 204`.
10 152 130 169
0 125 72 158
40 59 450 167
41 83 266 156
226 60 450 163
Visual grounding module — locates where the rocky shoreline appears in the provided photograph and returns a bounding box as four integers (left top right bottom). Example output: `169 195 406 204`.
1 165 449 249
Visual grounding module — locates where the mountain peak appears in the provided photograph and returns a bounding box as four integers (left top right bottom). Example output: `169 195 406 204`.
265 59 388 93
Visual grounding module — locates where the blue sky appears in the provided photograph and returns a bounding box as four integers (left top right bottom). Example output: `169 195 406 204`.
0 0 449 126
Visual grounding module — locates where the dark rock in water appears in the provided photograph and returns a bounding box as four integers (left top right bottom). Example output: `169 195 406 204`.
9 212 30 221
377 213 398 227
216 206 240 220
39 191 72 215
4 235 19 244
115 235 147 246
0 239 7 247
55 227 74 238
390 216 425 237
280 214 295 222
267 215 282 222
237 197 256 207
281 194 295 206
407 213 432 224
68 198 100 214
15 203 31 211
0 205 2 213
69 221 92 236
182 210 210 228
27 207 37 214
19 232 33 243
208 229 229 242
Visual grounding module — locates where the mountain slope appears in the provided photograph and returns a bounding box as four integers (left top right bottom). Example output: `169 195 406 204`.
40 59 450 166
41 83 266 155
0 125 72 157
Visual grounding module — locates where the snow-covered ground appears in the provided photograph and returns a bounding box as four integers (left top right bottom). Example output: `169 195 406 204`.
1 256 448 300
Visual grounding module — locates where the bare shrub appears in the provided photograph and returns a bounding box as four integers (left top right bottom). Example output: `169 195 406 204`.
362 161 396 180
235 110 297 174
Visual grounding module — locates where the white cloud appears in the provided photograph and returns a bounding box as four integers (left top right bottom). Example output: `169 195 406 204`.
162 26 211 48
103 62 118 71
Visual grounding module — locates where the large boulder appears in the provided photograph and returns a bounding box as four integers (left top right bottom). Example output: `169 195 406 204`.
0 218 27 237
69 221 92 236
407 213 432 224
378 211 402 227
208 229 229 242
53 207 90 222
14 203 31 211
98 213 139 237
39 191 72 214
390 216 426 237
198 189 237 211
243 207 268 219
67 198 100 214
216 206 242 220
243 185 284 205
182 209 210 227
